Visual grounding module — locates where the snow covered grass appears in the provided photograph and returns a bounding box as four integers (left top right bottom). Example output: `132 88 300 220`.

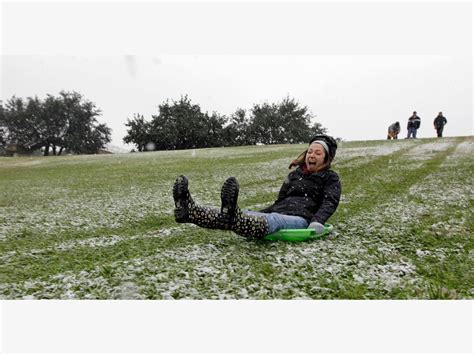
0 137 472 299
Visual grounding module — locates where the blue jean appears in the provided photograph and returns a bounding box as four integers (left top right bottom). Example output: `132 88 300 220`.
245 211 309 234
407 127 417 138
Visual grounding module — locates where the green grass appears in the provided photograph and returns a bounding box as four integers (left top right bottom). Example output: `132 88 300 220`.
0 137 472 299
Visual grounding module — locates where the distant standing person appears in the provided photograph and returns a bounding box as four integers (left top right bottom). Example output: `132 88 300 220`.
406 111 421 138
387 121 401 139
433 112 447 137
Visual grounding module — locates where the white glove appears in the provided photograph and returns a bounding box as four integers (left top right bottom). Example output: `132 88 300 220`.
307 221 325 234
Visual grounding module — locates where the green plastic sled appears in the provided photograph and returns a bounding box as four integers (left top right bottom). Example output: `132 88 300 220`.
264 224 333 242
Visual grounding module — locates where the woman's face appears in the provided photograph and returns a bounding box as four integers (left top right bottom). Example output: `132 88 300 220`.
305 142 327 173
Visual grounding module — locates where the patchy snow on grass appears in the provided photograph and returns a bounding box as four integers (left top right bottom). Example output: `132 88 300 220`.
338 141 414 160
453 139 473 154
334 141 418 170
1 137 472 299
0 187 175 241
414 161 470 216
405 140 454 160
352 260 418 292
0 158 45 167
329 144 471 296
329 201 426 294
452 139 473 154
1 227 185 265
440 139 474 168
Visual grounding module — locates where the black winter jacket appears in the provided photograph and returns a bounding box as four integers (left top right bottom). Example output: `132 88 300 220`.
434 115 447 128
260 166 341 224
407 115 421 129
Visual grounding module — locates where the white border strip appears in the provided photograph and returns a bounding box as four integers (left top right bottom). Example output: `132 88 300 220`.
1 300 472 353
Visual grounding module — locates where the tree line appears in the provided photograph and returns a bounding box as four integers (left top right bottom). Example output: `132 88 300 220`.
0 91 111 155
1 91 328 155
124 95 327 151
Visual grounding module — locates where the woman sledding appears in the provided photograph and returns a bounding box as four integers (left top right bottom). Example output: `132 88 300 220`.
172 134 341 240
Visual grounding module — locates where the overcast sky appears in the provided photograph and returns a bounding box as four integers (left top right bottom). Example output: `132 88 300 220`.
1 1 472 149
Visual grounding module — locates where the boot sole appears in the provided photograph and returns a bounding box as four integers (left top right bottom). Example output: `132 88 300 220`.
173 175 190 222
220 177 239 226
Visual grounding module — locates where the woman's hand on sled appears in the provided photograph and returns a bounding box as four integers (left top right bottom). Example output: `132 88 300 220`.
307 221 324 234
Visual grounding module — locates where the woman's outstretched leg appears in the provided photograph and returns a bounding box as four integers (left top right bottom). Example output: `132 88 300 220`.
173 175 221 229
173 175 269 238
219 177 269 239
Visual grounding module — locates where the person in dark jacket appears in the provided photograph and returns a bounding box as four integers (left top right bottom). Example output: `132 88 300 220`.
387 121 401 139
406 111 421 138
433 112 447 137
172 134 341 239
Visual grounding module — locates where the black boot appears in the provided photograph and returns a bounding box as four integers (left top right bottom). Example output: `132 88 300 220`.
173 175 193 223
219 176 269 239
218 176 240 229
173 175 221 229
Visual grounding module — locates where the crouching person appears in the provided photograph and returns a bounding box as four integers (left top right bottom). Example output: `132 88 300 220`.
387 121 401 139
172 135 341 239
